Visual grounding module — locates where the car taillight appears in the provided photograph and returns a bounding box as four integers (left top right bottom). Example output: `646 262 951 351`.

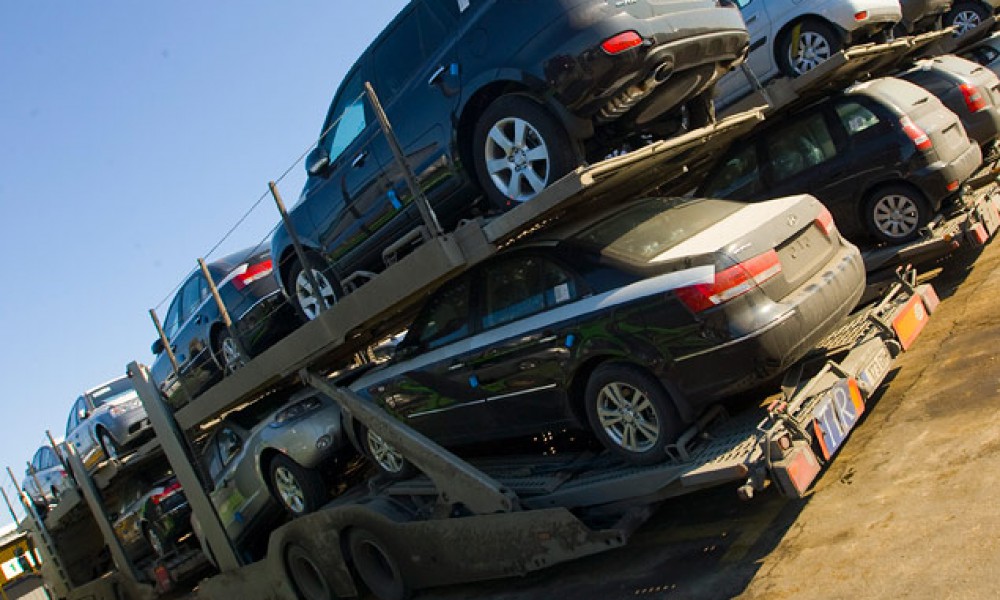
960 83 987 112
675 250 783 313
900 115 933 151
232 259 273 291
601 31 643 55
815 206 836 237
151 482 182 505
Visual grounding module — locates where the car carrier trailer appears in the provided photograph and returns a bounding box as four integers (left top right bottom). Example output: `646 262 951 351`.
21 68 947 600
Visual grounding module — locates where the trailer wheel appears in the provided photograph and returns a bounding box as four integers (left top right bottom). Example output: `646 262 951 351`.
472 95 577 212
269 454 327 517
285 543 340 600
584 363 682 465
287 257 340 322
348 529 410 600
863 183 930 244
361 426 416 481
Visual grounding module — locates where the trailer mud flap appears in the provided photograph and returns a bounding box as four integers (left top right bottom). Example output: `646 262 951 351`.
892 292 931 351
771 441 822 498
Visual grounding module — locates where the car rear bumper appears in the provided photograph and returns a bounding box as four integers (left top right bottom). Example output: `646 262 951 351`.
669 241 865 404
820 0 902 32
913 139 983 204
961 107 1000 147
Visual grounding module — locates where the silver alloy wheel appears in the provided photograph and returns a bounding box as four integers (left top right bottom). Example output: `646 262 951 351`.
274 465 307 514
952 9 982 35
790 31 833 75
595 381 661 453
148 528 165 557
220 335 245 374
872 193 920 239
294 268 336 321
366 430 405 474
484 116 551 203
100 432 118 461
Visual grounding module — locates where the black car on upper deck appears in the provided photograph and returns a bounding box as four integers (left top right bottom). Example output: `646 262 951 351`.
271 0 749 320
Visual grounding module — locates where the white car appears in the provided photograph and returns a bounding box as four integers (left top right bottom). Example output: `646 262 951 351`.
714 0 902 108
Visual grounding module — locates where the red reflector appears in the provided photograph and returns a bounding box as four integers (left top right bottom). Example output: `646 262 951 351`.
947 180 960 192
815 206 836 236
854 10 869 20
900 115 933 151
960 83 987 112
233 259 274 291
675 250 782 313
151 482 183 505
601 31 643 55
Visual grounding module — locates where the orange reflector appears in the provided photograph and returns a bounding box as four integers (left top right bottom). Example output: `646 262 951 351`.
847 378 865 413
774 445 822 497
855 10 869 20
892 294 930 350
968 223 989 245
947 180 960 192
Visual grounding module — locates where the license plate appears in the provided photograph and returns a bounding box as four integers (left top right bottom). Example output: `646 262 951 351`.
856 342 893 397
811 379 865 460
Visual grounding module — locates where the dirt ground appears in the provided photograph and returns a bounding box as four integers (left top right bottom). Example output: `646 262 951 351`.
417 236 1000 600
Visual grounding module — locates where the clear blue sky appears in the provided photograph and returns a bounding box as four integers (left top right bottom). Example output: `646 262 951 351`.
0 1 409 527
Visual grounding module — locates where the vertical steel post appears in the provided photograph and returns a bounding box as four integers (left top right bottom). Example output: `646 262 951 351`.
127 361 243 572
5 469 28 515
198 258 250 367
270 181 330 313
0 487 19 526
365 81 443 239
26 463 43 505
46 431 68 477
149 309 183 378
63 446 143 585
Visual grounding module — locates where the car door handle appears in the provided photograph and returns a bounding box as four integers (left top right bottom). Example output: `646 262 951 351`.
745 15 757 24
427 65 447 86
194 315 206 325
351 151 369 169
447 361 466 371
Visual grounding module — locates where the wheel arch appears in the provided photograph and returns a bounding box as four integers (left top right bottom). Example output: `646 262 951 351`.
276 244 326 299
569 355 693 427
773 15 846 67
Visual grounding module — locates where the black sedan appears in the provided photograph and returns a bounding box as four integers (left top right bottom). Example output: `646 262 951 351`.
113 475 192 560
349 194 866 473
150 246 299 408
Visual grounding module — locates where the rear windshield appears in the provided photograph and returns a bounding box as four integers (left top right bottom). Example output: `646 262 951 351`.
572 197 742 263
88 378 137 407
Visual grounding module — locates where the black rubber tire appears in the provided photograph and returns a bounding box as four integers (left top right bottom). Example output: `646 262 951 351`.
99 430 120 462
863 183 932 245
285 543 341 600
359 425 417 481
945 1 991 36
348 529 411 600
286 256 340 322
472 94 578 213
212 328 246 375
268 454 327 517
584 363 682 465
777 20 843 77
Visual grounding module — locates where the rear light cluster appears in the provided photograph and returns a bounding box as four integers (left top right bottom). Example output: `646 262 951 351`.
151 482 182 505
602 31 643 55
232 259 274 291
960 83 987 113
815 206 836 237
900 116 933 151
675 250 783 313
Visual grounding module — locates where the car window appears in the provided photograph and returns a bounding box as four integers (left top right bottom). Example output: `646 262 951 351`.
89 378 136 408
323 71 369 164
702 144 763 199
835 101 881 136
163 295 182 340
205 440 224 482
480 256 574 329
180 275 207 324
373 3 449 100
409 277 471 350
217 428 242 467
66 397 86 433
39 447 56 470
765 112 838 183
968 46 999 66
734 0 752 9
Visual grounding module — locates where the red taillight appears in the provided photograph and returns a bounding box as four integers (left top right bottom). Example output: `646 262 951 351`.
960 83 987 112
854 10 869 20
815 206 836 237
900 116 933 151
232 259 274 291
151 482 182 505
601 31 643 55
675 250 783 313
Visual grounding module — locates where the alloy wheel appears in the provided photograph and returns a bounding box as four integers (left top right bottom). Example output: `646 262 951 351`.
220 335 246 374
872 193 920 240
366 430 405 474
274 465 307 514
294 268 336 321
484 117 551 203
595 382 661 453
952 10 982 35
791 32 833 75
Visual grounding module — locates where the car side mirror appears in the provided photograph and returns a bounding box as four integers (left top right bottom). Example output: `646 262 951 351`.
77 408 88 421
306 146 332 177
151 338 164 355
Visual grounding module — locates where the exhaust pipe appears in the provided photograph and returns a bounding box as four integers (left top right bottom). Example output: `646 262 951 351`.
597 60 674 122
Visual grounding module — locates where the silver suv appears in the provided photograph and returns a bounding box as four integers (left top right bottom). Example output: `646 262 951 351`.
65 376 151 469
